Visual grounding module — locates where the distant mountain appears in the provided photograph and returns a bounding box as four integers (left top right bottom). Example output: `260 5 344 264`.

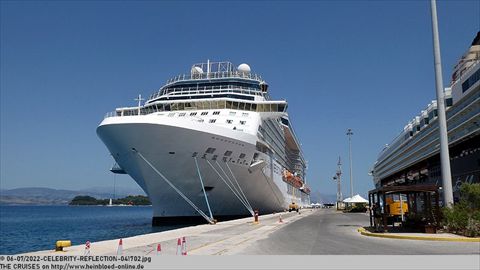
1 186 332 206
0 187 146 205
309 191 337 204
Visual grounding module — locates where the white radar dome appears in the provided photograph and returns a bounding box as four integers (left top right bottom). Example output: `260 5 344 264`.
237 63 251 74
191 66 204 74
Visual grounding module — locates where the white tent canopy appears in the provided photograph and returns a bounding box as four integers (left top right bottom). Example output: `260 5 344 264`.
343 194 368 203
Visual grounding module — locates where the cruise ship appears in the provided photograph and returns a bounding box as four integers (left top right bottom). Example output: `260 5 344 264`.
97 61 310 224
372 32 480 203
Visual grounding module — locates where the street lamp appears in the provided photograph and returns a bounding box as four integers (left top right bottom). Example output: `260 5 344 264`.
346 128 354 198
430 0 454 207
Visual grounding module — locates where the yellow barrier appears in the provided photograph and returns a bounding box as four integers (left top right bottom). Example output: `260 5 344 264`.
55 240 72 252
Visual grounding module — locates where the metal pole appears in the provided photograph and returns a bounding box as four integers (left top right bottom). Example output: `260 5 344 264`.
399 193 404 222
347 129 354 197
430 0 454 207
337 156 342 201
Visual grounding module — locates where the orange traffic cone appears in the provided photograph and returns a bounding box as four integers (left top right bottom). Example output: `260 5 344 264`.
176 238 182 255
156 243 161 255
181 237 187 255
117 239 123 255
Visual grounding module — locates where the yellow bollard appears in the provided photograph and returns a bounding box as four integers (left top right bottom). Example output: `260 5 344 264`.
55 240 71 252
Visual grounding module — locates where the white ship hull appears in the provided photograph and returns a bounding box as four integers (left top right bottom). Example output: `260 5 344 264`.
97 114 309 222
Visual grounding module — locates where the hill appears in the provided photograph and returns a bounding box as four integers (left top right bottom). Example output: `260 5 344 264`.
0 187 145 205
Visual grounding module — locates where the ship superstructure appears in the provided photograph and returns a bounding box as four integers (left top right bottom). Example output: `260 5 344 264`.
97 61 310 224
372 33 480 202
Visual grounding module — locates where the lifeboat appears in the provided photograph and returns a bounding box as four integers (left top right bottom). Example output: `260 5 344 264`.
282 169 304 189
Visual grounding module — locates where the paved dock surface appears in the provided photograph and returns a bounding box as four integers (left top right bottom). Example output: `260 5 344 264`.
24 209 480 255
237 209 480 255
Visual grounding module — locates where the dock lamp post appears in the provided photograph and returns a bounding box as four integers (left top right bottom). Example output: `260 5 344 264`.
430 0 454 207
346 129 354 198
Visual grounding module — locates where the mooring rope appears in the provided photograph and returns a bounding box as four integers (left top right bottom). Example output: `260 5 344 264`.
205 159 254 216
225 162 253 213
194 157 214 220
215 161 253 213
133 149 214 224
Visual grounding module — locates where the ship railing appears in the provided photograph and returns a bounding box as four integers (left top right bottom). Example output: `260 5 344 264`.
104 111 118 118
452 60 480 85
105 98 288 119
148 85 262 101
104 109 140 118
165 71 263 85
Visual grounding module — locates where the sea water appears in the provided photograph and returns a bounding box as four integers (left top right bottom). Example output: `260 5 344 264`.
0 205 182 254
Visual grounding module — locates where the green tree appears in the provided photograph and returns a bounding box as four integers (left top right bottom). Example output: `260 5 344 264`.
442 183 480 237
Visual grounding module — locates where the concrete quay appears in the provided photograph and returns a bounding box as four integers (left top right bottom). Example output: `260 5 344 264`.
24 210 313 256
23 208 480 256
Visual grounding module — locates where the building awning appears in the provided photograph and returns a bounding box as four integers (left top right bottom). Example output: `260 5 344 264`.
369 184 439 195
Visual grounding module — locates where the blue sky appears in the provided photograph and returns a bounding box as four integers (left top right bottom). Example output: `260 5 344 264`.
1 1 479 198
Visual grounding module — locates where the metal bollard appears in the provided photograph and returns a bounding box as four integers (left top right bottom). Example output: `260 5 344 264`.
254 210 259 224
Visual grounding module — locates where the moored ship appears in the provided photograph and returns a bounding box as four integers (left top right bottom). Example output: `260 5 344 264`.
372 32 480 202
97 61 310 224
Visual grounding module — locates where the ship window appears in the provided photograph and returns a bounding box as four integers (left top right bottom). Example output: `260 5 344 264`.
242 112 249 117
206 147 216 154
257 104 265 112
190 112 197 116
229 111 236 116
179 113 186 117
184 102 195 110
446 98 453 107
462 68 480 92
240 120 246 125
212 155 218 161
224 151 232 156
201 112 208 115
213 111 220 115
226 119 233 124
219 100 226 109
271 104 278 112
168 113 175 117
239 153 246 159
209 119 216 123
172 103 184 111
